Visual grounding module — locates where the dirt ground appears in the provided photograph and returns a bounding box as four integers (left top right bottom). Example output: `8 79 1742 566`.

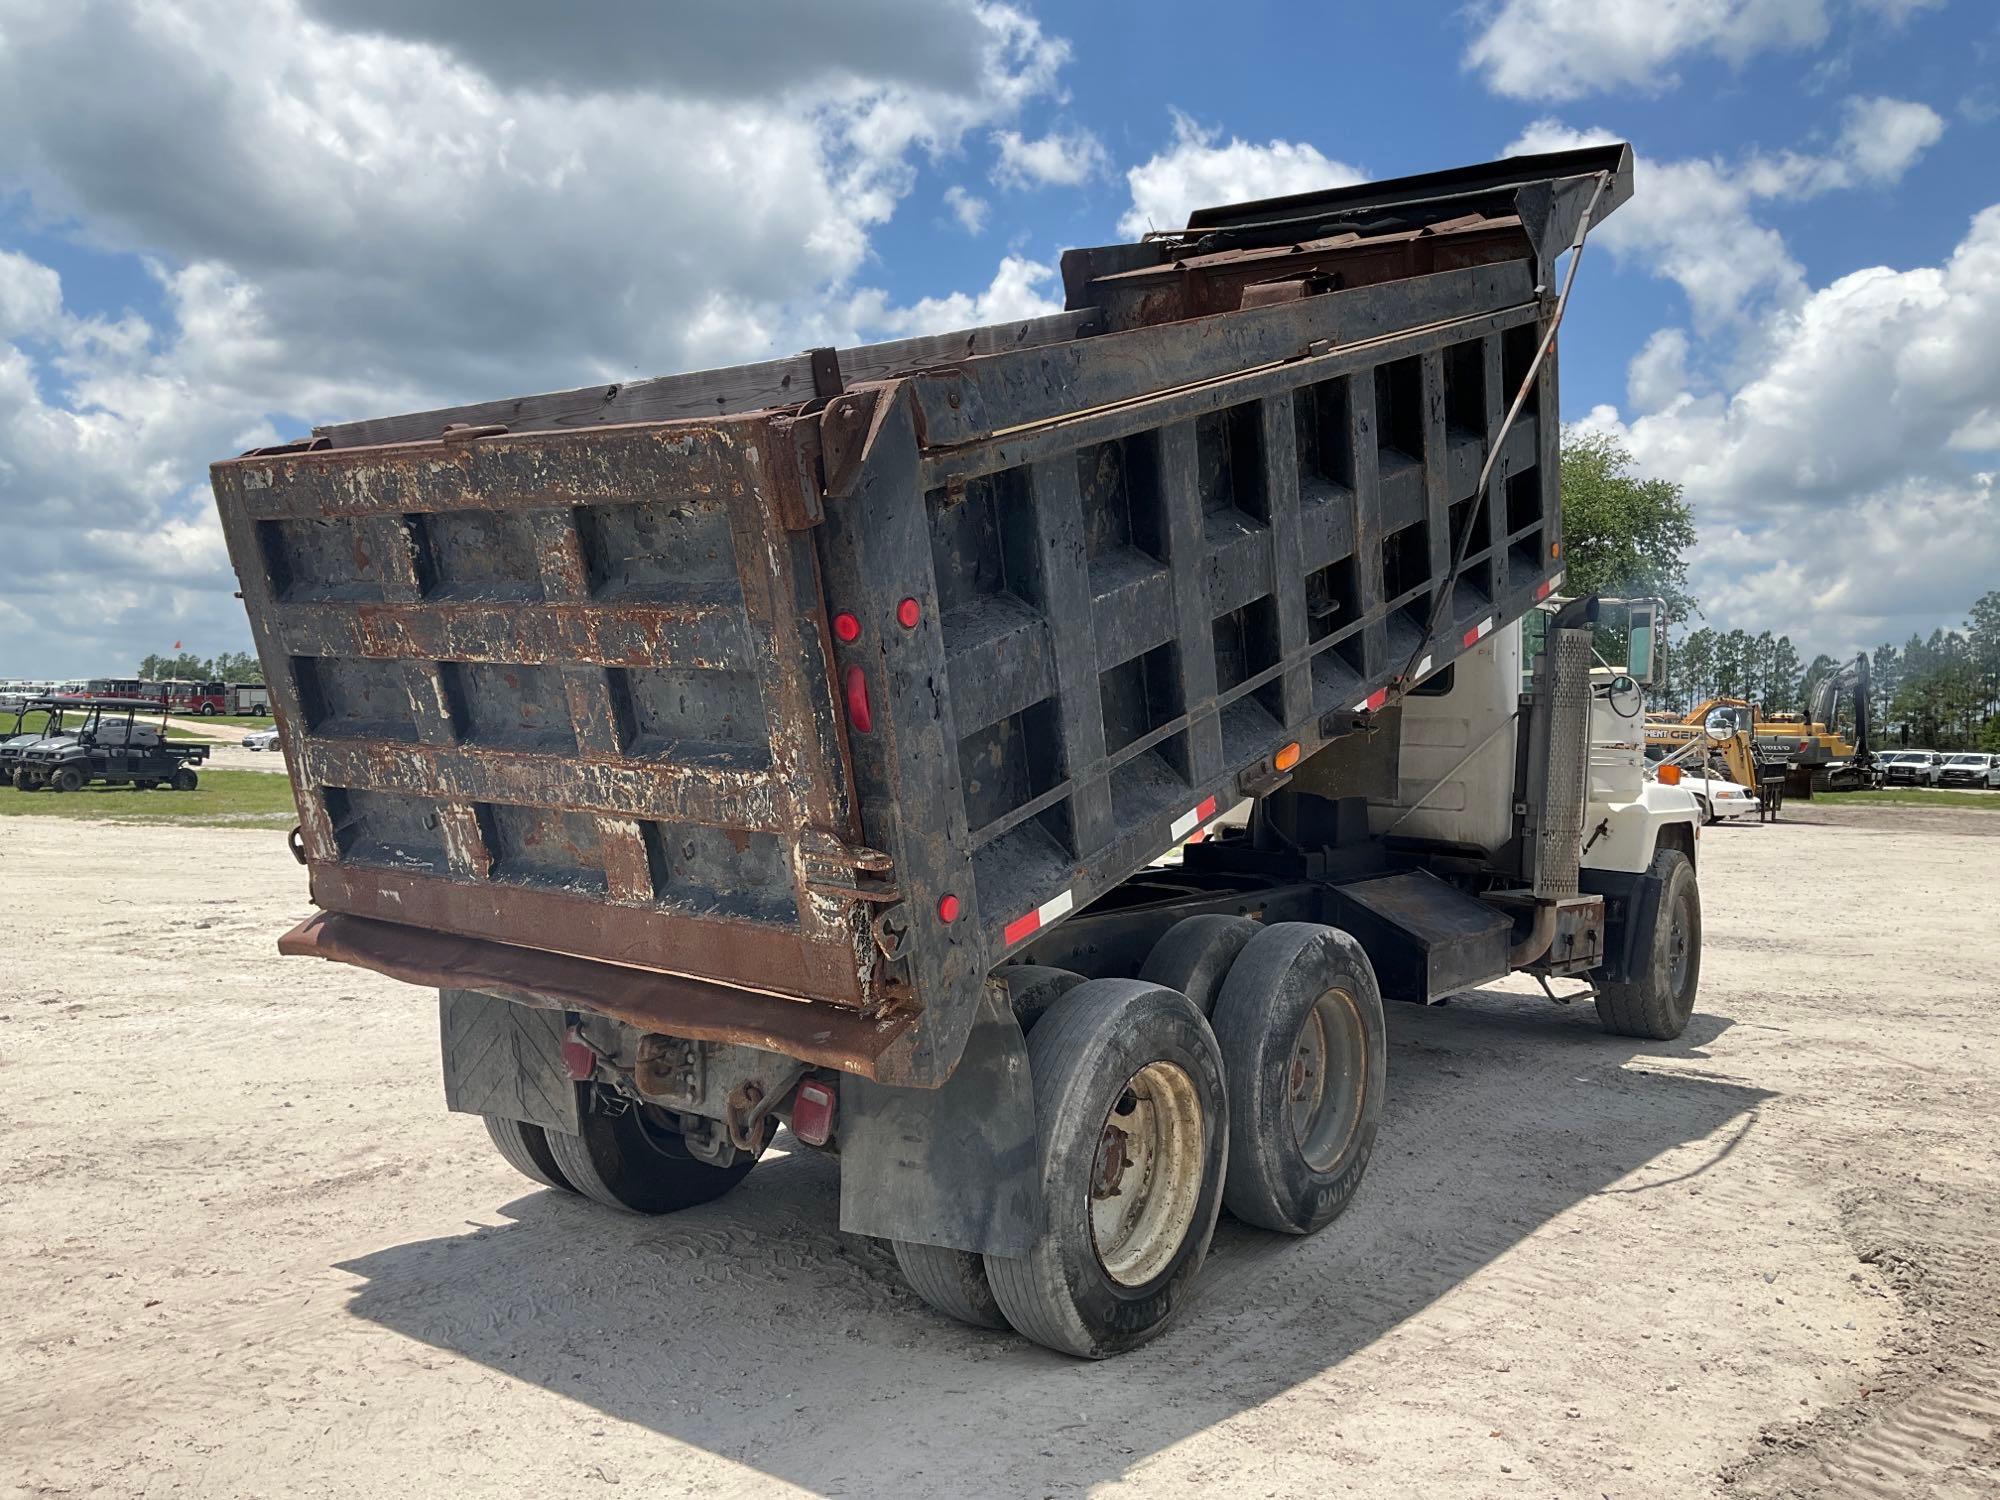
3 802 1997 1499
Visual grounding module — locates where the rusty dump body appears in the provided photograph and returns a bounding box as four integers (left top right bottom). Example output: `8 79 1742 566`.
212 144 1633 1089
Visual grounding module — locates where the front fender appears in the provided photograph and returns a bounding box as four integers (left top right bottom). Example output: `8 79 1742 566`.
1583 782 1701 875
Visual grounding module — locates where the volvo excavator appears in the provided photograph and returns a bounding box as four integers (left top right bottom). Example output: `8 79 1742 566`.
1779 655 1873 793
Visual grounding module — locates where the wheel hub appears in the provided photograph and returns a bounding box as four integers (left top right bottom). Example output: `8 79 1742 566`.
1291 987 1367 1173
1088 1061 1205 1288
1668 901 1692 995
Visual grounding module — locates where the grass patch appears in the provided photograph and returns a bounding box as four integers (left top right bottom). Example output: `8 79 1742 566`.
1827 788 2000 811
177 713 274 728
0 769 297 826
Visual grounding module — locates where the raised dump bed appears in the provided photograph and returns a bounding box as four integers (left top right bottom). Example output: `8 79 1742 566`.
212 144 1633 1090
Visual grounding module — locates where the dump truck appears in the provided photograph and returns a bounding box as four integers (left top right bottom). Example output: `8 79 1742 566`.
211 142 1702 1359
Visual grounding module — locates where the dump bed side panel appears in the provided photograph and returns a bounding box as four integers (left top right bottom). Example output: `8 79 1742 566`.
811 259 1566 1073
212 419 880 1010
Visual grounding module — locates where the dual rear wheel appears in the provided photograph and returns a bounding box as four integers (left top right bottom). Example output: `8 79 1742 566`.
899 920 1387 1357
481 1093 764 1213
477 918 1388 1360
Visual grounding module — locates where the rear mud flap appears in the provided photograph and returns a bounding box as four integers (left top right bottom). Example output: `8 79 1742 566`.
439 989 581 1135
837 985 1042 1257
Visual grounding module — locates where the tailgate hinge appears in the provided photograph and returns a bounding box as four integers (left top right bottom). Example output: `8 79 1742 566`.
800 828 899 907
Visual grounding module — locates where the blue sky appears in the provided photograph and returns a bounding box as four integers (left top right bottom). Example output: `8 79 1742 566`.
1 0 1995 676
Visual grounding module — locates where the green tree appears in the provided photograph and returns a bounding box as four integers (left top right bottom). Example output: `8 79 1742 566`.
1767 635 1803 714
1559 431 1699 623
1716 630 1753 700
137 651 214 681
1870 642 1901 738
1967 590 2000 726
212 650 262 683
1672 625 1716 711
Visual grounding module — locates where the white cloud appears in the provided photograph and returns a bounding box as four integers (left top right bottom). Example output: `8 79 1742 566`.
943 184 989 234
1854 0 1944 21
0 250 65 339
1505 99 1944 329
1577 205 2000 653
1119 112 1366 238
1467 0 1832 101
0 0 1082 675
835 255 1063 341
1627 328 1693 413
990 126 1109 189
1835 95 1945 181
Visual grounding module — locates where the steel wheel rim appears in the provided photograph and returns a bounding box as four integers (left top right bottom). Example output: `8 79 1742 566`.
1667 898 1692 996
1291 986 1367 1172
1089 1060 1205 1288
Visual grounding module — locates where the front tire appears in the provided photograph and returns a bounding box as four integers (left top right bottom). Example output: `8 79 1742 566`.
53 765 84 793
1210 923 1386 1235
1595 847 1701 1040
983 979 1226 1359
546 1094 761 1214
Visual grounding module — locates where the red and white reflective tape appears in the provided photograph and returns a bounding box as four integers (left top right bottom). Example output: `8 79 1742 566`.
1534 569 1566 602
1354 687 1389 713
1003 888 1074 946
1462 616 1495 649
1169 794 1219 843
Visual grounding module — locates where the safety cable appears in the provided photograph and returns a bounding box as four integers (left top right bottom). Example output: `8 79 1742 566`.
1397 170 1612 688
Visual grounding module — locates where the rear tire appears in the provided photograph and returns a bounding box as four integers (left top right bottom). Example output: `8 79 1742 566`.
1210 923 1386 1234
1595 848 1701 1040
892 1239 1009 1330
984 979 1226 1359
482 1115 576 1193
995 963 1084 1033
1139 914 1259 1017
171 768 198 792
546 1094 761 1215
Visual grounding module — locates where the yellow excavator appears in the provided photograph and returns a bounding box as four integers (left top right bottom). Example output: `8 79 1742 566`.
1757 655 1873 793
1648 656 1874 797
1648 699 1766 788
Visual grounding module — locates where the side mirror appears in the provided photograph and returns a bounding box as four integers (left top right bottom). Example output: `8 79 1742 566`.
1627 601 1659 686
1704 709 1736 742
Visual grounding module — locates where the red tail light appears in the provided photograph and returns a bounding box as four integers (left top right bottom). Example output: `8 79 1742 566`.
791 1079 837 1146
843 664 873 732
560 1032 596 1081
